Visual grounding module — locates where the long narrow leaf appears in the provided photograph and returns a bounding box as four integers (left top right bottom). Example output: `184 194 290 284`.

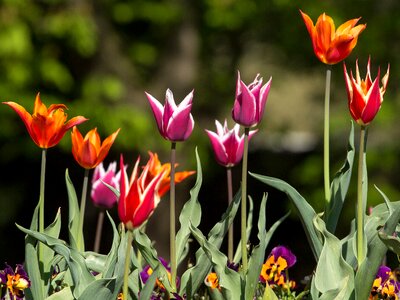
189 224 242 299
250 173 322 261
65 169 84 251
176 148 202 265
16 224 94 299
179 189 241 296
325 122 355 233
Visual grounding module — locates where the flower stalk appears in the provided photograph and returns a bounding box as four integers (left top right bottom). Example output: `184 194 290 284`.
356 125 367 265
78 168 90 251
226 166 233 261
123 229 133 299
170 142 177 289
39 148 47 261
324 67 332 206
94 209 105 253
240 127 250 273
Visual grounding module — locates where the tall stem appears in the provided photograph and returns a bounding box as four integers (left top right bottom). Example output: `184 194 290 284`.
356 125 367 266
94 209 105 253
78 168 90 251
39 148 47 261
324 67 332 206
170 142 177 289
226 167 234 262
241 127 249 273
123 229 133 299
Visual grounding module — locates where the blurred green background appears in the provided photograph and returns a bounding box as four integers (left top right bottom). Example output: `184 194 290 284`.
1 0 400 283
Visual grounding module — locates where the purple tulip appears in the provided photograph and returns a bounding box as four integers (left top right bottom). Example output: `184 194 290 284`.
91 162 120 209
146 89 195 142
205 119 257 167
232 71 272 127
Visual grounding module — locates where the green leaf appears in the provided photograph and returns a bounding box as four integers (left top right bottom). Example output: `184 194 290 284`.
179 189 241 297
77 278 119 300
262 284 279 300
139 265 159 300
189 224 242 299
250 173 322 261
45 286 74 300
246 194 290 300
23 203 44 300
176 148 202 266
325 122 355 233
313 216 355 299
233 197 253 265
65 169 84 251
133 229 173 293
355 200 400 300
16 224 95 299
378 231 400 255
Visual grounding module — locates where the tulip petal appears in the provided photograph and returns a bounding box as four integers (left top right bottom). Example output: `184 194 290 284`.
206 130 228 166
146 92 165 135
166 104 194 141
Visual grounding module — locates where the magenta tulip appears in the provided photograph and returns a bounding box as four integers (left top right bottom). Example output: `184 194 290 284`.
232 72 272 127
91 162 121 209
145 89 194 142
205 119 257 167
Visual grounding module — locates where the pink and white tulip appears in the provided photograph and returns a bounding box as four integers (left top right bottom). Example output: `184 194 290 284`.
146 89 194 142
232 72 272 128
205 119 257 167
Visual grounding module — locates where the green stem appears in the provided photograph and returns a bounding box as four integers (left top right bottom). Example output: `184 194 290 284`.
39 148 47 262
78 168 90 251
226 167 234 262
170 142 177 290
324 67 332 206
94 209 105 253
241 127 249 273
123 229 133 299
356 125 367 265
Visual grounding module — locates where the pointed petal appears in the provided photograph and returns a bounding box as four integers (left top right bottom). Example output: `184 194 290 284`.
146 91 165 135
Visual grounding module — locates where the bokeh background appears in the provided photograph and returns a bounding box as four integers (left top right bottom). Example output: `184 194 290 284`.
1 0 400 283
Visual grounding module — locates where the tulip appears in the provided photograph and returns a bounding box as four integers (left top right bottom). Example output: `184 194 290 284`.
205 119 257 167
3 93 87 149
91 162 120 209
300 10 366 65
146 151 195 197
71 126 120 169
344 58 390 126
231 72 272 128
118 154 167 230
146 89 194 142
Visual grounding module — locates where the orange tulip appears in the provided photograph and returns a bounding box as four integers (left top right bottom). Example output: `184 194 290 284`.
147 151 195 197
300 10 366 65
3 93 87 149
71 126 120 169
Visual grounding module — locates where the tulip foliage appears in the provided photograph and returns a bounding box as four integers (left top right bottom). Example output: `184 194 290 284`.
3 7 400 300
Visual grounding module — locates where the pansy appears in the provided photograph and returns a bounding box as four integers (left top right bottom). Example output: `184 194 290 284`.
204 272 220 290
370 266 400 300
260 246 296 287
140 257 179 291
0 264 30 300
